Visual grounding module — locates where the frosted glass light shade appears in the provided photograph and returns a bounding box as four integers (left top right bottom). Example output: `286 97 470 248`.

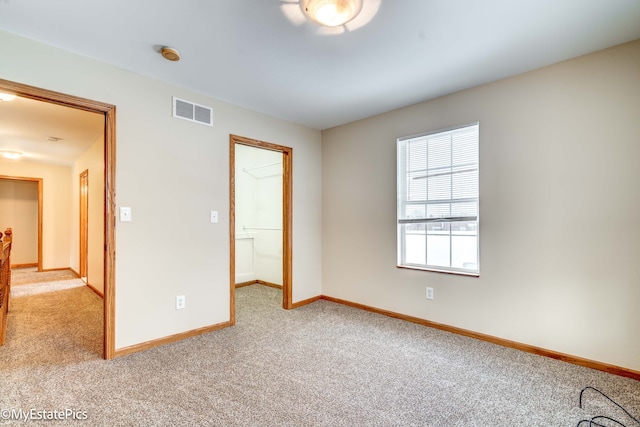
0 150 22 159
0 93 16 102
301 0 363 27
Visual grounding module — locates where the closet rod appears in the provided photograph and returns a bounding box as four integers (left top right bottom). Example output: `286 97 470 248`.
243 161 282 172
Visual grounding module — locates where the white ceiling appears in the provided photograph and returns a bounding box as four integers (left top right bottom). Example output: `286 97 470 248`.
0 96 103 166
1 0 640 132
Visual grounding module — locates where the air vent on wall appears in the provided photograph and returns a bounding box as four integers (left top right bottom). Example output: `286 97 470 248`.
172 96 213 126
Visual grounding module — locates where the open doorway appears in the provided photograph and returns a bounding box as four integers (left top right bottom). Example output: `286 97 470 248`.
229 135 292 324
0 177 42 270
0 78 116 359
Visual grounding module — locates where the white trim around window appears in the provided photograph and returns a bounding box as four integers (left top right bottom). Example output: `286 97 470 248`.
397 123 479 275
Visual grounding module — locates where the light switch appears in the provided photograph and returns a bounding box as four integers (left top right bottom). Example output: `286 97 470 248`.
210 210 218 224
120 207 132 222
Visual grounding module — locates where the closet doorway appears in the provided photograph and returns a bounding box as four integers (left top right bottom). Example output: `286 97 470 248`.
229 135 292 324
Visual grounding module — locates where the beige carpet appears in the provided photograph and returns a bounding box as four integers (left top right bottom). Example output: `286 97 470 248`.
2 268 102 368
11 267 86 298
0 282 638 426
10 267 79 285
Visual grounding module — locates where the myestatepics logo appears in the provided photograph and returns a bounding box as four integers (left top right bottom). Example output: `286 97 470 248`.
0 408 88 422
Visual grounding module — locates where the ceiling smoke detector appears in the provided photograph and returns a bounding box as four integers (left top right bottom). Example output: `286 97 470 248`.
161 46 181 62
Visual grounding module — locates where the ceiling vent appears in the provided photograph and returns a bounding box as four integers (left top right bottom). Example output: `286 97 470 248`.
172 97 213 127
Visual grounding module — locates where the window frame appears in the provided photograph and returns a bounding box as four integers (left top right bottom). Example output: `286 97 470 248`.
396 122 480 276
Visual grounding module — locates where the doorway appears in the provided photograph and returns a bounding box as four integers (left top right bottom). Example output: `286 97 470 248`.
229 134 292 324
0 78 116 359
0 176 43 270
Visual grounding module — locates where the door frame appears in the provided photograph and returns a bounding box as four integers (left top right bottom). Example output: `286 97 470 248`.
0 78 117 360
0 176 43 271
79 169 89 280
229 134 293 324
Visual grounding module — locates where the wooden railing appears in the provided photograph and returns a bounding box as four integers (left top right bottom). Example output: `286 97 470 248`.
0 228 13 346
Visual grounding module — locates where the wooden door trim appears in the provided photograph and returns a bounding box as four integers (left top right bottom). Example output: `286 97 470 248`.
79 169 89 279
0 175 43 271
229 134 293 325
0 78 117 360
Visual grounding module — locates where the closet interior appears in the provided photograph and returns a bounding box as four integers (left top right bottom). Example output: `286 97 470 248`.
234 144 283 290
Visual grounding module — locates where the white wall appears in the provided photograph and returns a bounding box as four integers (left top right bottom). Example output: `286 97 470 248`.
0 30 322 350
0 157 72 269
235 144 283 285
71 136 105 294
322 40 640 371
0 179 38 265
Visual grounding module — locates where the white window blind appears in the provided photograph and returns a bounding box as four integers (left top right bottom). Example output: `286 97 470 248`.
397 123 479 274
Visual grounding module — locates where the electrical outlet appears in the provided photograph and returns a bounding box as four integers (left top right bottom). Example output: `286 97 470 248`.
176 295 186 310
426 287 434 300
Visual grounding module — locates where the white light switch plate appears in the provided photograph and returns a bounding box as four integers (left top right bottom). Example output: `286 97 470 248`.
120 207 132 222
176 295 186 310
210 210 218 223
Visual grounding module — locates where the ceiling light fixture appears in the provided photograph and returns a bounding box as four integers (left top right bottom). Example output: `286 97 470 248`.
161 46 181 62
301 0 363 27
0 150 23 160
0 93 16 102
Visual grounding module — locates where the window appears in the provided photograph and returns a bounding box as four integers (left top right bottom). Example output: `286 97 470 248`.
397 123 479 275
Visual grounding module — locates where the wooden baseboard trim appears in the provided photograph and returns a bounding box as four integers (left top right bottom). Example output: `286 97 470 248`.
256 280 282 289
235 280 258 288
113 321 232 358
236 280 283 289
11 263 38 269
86 282 104 298
321 295 640 381
70 269 103 297
290 295 321 309
41 267 74 273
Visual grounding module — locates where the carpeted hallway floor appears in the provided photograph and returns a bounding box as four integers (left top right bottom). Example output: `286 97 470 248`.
1 272 639 426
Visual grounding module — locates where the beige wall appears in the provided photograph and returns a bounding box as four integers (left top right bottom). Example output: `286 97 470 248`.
0 179 38 265
71 136 105 294
0 157 72 269
322 40 640 371
0 30 322 350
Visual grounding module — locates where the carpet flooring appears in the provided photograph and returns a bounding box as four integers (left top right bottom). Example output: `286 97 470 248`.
1 277 638 426
10 268 79 286
10 268 86 298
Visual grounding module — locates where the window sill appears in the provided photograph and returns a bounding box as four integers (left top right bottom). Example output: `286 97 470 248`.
397 265 479 277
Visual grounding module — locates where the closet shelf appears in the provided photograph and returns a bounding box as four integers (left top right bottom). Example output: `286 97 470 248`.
243 161 282 172
243 226 282 231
